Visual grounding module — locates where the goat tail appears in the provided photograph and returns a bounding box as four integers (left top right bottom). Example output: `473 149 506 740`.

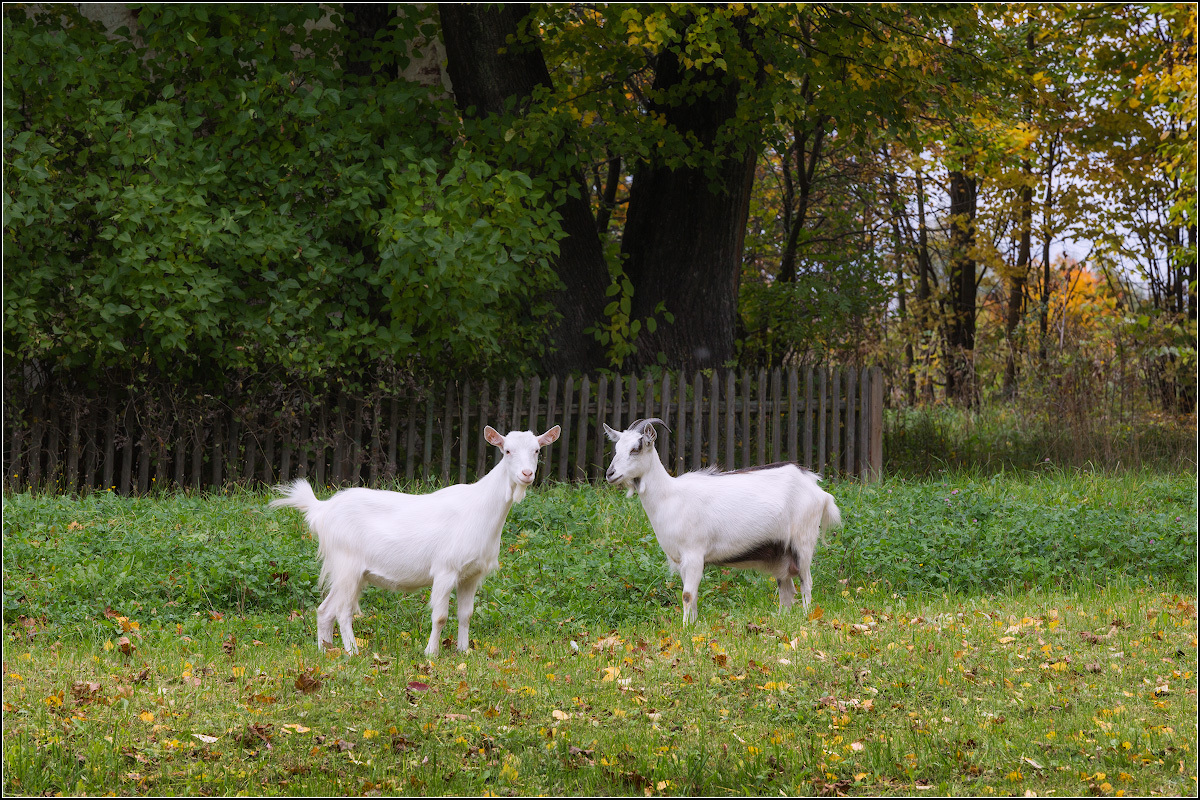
269 479 333 592
818 492 843 545
269 478 321 515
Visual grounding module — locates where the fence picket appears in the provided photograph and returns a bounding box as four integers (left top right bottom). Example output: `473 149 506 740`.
659 372 671 470
859 366 870 480
787 367 798 464
476 381 491 479
708 372 719 468
741 369 751 469
9 367 883 494
845 367 856 477
771 368 782 463
675 371 687 475
441 384 454 485
544 375 557 482
817 368 827 475
576 375 591 482
593 375 608 481
725 370 736 470
558 376 573 482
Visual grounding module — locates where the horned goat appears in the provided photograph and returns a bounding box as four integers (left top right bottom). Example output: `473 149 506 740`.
604 418 840 623
270 425 560 656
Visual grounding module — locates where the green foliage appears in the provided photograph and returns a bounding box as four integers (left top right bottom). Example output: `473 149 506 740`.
2 4 562 388
839 472 1197 595
586 272 675 369
374 150 566 373
3 473 1194 633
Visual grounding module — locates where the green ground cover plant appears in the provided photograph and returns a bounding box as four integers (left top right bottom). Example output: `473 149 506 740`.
3 472 1196 795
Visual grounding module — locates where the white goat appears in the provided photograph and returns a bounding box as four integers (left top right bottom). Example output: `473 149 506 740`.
269 425 560 656
604 418 841 623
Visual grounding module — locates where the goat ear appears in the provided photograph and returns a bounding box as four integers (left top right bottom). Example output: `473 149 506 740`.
538 425 561 447
603 423 621 442
484 425 505 448
643 425 657 443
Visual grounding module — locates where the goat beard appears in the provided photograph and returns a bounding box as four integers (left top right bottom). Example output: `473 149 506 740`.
622 477 643 498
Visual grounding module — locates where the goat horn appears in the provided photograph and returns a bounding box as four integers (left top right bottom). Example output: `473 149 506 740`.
629 417 668 434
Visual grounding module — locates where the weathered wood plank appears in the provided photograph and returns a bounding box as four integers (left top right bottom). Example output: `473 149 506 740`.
659 372 672 471
543 375 557 482
460 379 472 485
869 365 884 481
46 405 62 493
817 368 827 476
787 367 798 465
576 375 591 482
611 374 623 432
441 383 454 485
757 368 767 467
592 375 608 481
496 378 509 439
771 368 782 463
369 395 382 486
422 401 435 483
405 403 416 482
691 373 702 472
476 382 490 479
803 367 813 470
708 372 719 468
845 367 856 477
741 368 751 470
830 369 840 477
511 378 524 432
559 375 574 482
66 407 81 494
858 366 870 481
675 371 687 475
725 370 736 470
528 376 541 437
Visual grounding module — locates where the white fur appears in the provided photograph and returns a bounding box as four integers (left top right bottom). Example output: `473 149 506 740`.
604 418 841 624
270 425 560 656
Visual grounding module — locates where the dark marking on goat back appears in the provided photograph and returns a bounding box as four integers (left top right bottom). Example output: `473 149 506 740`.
718 461 800 475
711 540 800 574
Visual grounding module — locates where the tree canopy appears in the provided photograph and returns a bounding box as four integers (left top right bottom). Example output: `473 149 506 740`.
4 3 1194 414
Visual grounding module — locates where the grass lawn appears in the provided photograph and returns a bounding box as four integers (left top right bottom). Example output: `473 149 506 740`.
3 470 1196 796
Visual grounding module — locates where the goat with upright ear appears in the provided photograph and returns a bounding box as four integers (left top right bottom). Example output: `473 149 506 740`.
270 424 560 656
605 418 840 624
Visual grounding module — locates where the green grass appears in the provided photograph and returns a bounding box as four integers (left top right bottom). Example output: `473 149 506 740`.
3 472 1197 795
885 405 1197 476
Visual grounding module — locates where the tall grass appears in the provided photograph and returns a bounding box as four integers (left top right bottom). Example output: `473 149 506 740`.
885 404 1196 476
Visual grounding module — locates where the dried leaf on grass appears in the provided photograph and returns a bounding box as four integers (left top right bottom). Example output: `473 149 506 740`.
295 668 323 694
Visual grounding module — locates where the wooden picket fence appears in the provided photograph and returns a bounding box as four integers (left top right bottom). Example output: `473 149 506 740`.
4 367 883 495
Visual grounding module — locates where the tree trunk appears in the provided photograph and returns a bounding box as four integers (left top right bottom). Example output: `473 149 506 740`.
439 3 611 374
882 155 916 406
1037 134 1059 363
778 116 826 284
342 4 399 78
945 165 977 405
621 13 763 370
1003 162 1033 399
914 168 935 403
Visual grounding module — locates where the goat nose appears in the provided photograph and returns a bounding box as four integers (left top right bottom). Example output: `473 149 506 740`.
521 469 533 479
